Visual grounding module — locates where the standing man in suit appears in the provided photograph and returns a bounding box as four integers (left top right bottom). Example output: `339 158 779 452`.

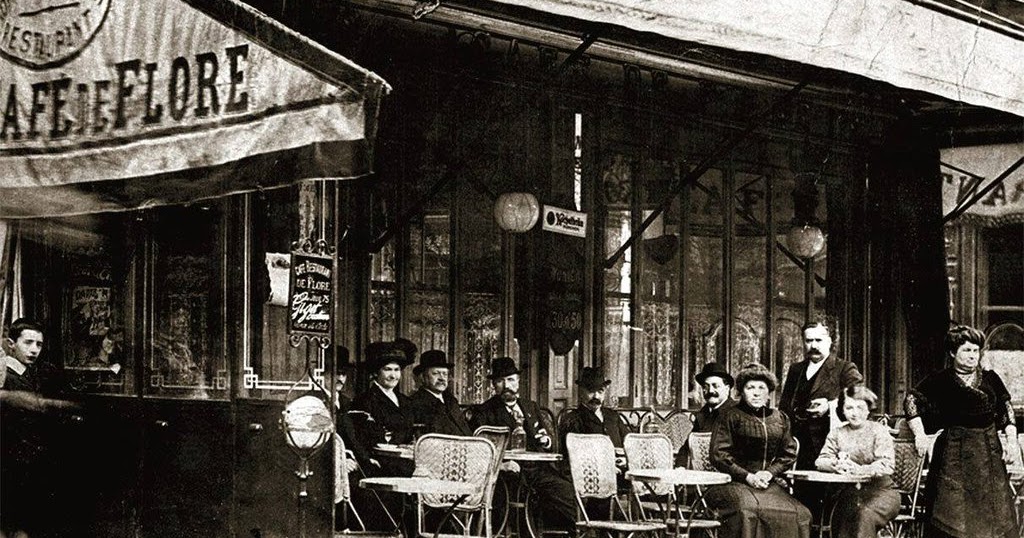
470 357 576 533
779 315 863 470
409 350 471 436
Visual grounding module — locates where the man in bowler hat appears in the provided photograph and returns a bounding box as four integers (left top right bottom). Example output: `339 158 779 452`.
471 357 577 532
559 367 630 456
408 350 471 436
692 362 736 433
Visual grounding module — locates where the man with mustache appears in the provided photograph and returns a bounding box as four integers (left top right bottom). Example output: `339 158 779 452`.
408 350 471 436
559 367 630 464
470 357 576 533
677 362 737 465
779 315 863 470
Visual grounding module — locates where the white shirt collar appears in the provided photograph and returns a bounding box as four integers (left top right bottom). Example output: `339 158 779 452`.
593 407 604 422
805 357 826 380
373 381 399 406
4 356 26 376
427 389 445 403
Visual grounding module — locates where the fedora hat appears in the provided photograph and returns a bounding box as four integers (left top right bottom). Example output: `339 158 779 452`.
364 338 416 372
575 366 612 391
695 362 734 386
414 350 454 375
487 357 521 380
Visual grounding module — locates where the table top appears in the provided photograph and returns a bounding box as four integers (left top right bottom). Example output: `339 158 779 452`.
785 470 871 483
503 449 563 462
374 444 414 459
625 468 731 486
359 476 480 495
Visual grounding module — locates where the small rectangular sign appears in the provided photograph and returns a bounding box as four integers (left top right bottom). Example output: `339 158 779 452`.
287 251 333 337
542 205 587 237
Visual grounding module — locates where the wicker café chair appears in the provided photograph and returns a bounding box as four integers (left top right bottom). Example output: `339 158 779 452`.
639 412 694 455
413 434 498 538
881 439 926 538
686 433 713 472
565 433 665 538
624 433 720 538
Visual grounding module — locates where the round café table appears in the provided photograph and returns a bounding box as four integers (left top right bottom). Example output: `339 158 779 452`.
625 468 731 536
360 476 481 538
786 470 871 538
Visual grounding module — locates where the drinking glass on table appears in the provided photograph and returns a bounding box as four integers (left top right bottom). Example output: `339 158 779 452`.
384 430 393 444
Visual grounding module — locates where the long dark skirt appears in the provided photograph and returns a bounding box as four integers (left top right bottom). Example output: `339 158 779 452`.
704 481 811 538
827 477 900 538
924 425 1018 538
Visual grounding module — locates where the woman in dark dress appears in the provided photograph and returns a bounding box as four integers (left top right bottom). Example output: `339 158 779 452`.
705 362 812 538
905 324 1020 538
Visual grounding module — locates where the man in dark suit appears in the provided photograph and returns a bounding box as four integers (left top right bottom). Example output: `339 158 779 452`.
470 357 576 532
676 362 737 466
779 315 863 470
559 367 630 451
408 350 471 436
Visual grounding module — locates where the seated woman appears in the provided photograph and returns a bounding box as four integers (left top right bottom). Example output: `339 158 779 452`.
814 385 900 538
705 362 812 538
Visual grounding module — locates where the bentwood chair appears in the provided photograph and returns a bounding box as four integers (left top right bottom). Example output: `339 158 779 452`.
881 439 926 538
624 433 720 537
413 434 498 538
565 433 665 538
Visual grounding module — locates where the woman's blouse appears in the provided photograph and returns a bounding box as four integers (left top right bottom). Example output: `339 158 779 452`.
814 421 895 476
904 368 1013 432
711 401 799 481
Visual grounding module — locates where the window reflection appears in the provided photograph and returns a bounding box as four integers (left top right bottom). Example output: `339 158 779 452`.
146 204 227 399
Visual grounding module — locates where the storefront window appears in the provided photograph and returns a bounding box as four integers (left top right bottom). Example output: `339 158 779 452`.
602 151 633 404
145 204 228 399
54 215 134 395
243 188 317 398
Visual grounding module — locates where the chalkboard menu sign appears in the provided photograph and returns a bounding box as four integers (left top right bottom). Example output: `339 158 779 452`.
546 234 584 355
287 251 334 338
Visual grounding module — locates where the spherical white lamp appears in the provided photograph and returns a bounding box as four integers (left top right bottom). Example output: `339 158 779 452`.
494 192 540 233
785 225 826 259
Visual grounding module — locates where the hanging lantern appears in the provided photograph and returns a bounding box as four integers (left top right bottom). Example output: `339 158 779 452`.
494 192 540 232
785 225 826 259
786 173 826 259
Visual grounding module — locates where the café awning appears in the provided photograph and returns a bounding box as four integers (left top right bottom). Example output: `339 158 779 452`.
488 0 1024 118
0 0 389 218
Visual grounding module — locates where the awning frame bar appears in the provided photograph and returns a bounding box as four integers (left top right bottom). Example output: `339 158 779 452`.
942 155 1024 224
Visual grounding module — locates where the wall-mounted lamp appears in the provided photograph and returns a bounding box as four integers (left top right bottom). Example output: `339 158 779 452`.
785 175 826 259
494 192 539 232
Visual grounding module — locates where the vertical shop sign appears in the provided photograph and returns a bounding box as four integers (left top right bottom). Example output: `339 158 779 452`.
287 251 333 338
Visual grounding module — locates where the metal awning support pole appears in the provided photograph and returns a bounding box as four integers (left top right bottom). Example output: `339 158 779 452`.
942 155 1024 224
603 78 811 269
366 29 601 253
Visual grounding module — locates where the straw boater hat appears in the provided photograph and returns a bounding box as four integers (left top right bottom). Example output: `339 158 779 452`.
487 357 521 380
413 350 454 376
575 366 612 391
364 338 416 372
695 362 734 386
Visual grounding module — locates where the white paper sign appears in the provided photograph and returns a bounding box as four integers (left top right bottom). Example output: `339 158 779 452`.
542 205 587 238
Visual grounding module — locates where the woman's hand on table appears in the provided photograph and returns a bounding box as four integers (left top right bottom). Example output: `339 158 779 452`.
746 471 772 489
834 458 860 474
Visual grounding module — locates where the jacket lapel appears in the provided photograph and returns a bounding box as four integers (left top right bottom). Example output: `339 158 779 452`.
809 357 836 396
